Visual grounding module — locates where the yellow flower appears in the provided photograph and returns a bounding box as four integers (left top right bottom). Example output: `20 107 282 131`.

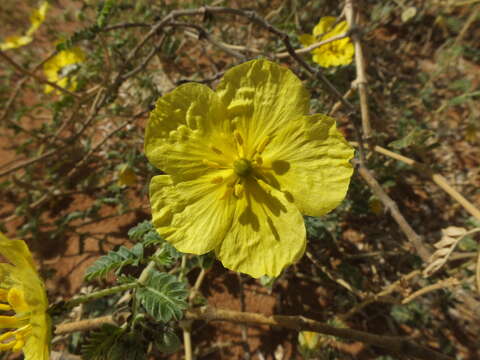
43 47 86 94
0 232 50 360
145 59 353 278
299 16 354 68
0 2 49 51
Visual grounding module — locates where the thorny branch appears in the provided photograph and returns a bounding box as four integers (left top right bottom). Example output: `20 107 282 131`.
55 306 453 360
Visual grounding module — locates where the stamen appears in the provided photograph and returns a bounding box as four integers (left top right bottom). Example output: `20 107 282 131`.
0 315 23 328
234 130 243 146
0 304 11 311
256 136 271 154
254 155 263 166
257 179 272 195
211 176 224 184
209 145 223 155
234 183 244 198
202 159 223 169
0 330 15 342
233 130 246 157
12 337 24 352
7 288 28 313
0 337 15 351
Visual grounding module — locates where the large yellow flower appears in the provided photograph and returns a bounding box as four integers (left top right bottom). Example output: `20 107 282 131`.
299 17 354 68
0 232 50 360
0 2 49 51
43 47 86 94
145 59 353 278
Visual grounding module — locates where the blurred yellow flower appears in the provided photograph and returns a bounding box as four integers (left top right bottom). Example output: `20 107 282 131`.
145 59 353 278
0 2 49 51
0 232 50 360
299 16 354 68
43 47 86 94
117 164 137 187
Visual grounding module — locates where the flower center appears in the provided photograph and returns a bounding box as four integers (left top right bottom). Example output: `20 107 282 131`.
233 158 253 177
0 288 31 352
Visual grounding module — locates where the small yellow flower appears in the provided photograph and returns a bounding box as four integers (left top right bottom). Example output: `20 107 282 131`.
43 47 86 94
299 16 354 68
145 59 353 278
0 232 50 360
0 2 49 51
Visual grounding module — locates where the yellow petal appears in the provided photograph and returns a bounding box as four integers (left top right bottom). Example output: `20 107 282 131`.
22 313 51 360
309 18 354 68
149 174 236 254
261 114 354 217
0 35 33 51
43 47 85 94
215 178 306 278
216 59 309 157
26 2 49 36
0 233 37 272
145 83 235 181
313 16 338 37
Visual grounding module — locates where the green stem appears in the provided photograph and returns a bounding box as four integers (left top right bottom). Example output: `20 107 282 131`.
66 282 137 308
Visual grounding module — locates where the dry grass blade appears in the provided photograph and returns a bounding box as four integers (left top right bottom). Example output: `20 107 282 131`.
423 227 480 277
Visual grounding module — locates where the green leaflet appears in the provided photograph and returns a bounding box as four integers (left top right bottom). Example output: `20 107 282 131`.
82 324 146 360
136 270 188 322
85 243 144 281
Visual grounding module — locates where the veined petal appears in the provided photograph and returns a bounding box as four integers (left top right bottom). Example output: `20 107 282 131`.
313 16 338 37
0 233 36 272
215 178 306 278
311 18 354 68
145 83 235 181
22 312 50 360
216 59 310 156
150 174 236 254
26 2 49 36
260 114 354 217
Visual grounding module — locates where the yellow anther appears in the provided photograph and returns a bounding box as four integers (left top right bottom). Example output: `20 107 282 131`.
256 136 271 154
202 159 223 169
234 130 244 146
234 183 244 198
257 179 272 194
211 176 224 184
12 337 24 352
209 145 223 155
0 304 12 311
254 155 263 166
8 288 28 313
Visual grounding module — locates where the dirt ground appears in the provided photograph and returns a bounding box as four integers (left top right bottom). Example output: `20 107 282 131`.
1 1 480 359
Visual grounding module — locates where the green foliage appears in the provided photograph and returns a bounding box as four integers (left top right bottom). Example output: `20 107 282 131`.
82 324 146 360
85 243 144 281
154 328 181 354
136 270 188 322
82 324 124 360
